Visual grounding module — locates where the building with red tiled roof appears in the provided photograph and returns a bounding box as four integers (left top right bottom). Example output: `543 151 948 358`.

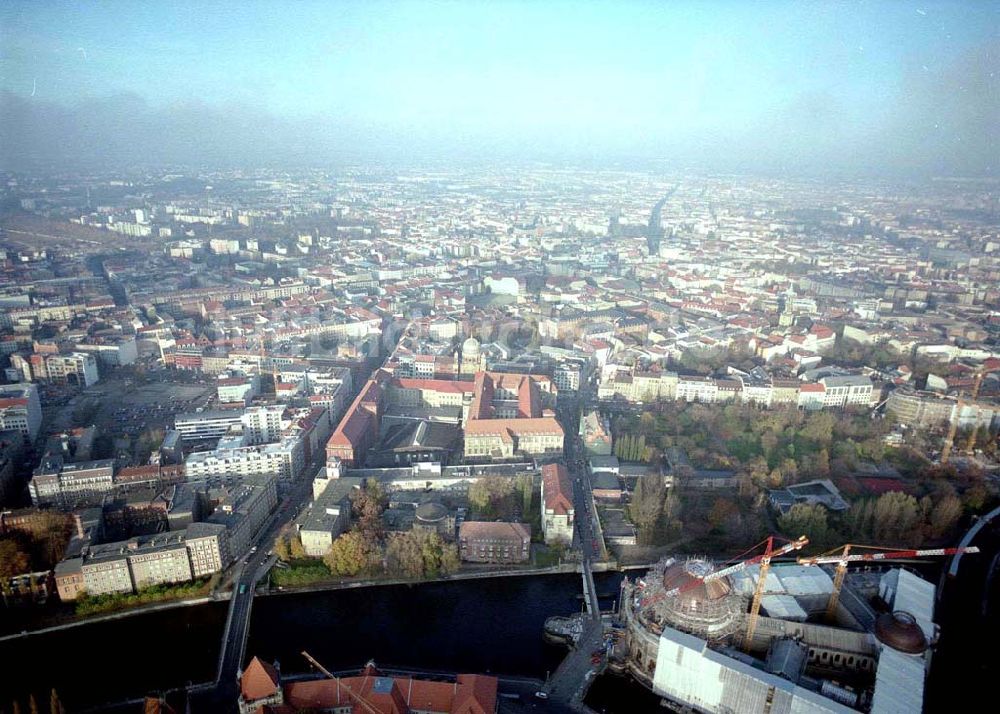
541 463 575 544
463 417 563 461
239 657 282 711
325 372 387 467
328 369 561 468
238 659 498 714
797 382 826 410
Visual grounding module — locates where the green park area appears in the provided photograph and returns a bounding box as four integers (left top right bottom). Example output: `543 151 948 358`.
612 401 995 554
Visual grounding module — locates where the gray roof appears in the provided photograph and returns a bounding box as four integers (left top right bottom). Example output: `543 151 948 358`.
380 420 460 452
415 501 449 522
589 455 620 470
591 472 621 490
54 557 83 576
301 477 362 533
821 375 871 388
184 521 227 539
175 410 243 422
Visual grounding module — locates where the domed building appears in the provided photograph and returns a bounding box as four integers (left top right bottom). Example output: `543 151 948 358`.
874 611 928 655
413 499 454 538
459 337 484 375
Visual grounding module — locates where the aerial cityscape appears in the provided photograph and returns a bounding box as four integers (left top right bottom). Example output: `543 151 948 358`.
0 2 997 714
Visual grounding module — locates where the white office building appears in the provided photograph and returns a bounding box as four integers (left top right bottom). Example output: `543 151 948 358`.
185 435 305 482
241 405 287 445
0 383 42 444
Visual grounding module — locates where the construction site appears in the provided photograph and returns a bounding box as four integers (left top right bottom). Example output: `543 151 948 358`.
618 536 978 714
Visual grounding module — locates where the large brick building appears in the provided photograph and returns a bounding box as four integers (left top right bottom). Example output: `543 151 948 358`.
326 370 563 469
325 373 386 467
463 417 564 461
458 521 531 563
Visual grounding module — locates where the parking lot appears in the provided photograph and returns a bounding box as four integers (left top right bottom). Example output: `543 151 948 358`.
98 381 213 432
43 377 215 461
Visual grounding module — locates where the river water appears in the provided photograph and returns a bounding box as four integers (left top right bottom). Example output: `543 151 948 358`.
246 573 590 679
1 551 995 713
0 573 629 712
0 601 227 711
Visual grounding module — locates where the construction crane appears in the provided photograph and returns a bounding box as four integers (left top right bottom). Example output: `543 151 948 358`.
743 535 809 652
869 394 892 414
798 544 981 622
940 400 962 465
942 367 987 465
301 651 381 714
636 535 809 652
964 369 987 454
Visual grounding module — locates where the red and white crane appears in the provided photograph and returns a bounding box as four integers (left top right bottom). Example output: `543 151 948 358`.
797 544 981 621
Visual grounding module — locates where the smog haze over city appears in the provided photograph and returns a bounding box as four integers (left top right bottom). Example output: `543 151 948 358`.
0 2 998 714
1 0 998 173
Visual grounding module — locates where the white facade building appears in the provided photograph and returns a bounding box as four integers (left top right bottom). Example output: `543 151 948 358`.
74 337 139 366
241 404 287 444
44 352 100 387
173 410 243 441
185 435 305 482
0 382 42 444
819 376 873 408
676 376 718 404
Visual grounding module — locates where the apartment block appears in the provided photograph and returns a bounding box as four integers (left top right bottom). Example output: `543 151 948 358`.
28 457 116 507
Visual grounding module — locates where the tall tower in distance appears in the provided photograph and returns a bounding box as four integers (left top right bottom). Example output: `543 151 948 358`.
647 212 665 255
779 287 797 327
647 193 671 255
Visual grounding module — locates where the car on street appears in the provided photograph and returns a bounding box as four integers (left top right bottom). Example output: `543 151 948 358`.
533 691 548 700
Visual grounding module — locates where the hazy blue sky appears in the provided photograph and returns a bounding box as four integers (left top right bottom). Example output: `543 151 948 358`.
1 1 996 173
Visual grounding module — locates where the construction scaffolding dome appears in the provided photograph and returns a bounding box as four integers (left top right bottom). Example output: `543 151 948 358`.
875 611 928 654
632 557 746 642
662 559 733 608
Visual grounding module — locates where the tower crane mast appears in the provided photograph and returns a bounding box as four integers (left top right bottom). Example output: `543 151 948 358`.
743 536 809 652
964 369 987 454
941 403 961 465
943 367 987 464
